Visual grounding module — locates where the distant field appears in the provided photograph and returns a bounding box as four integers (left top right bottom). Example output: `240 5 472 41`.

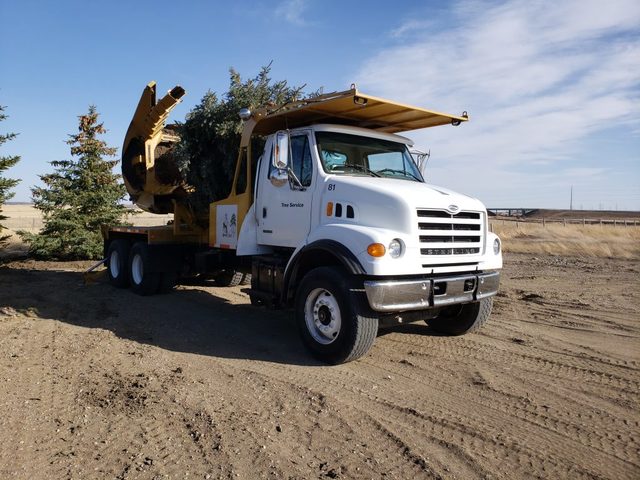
491 220 640 259
1 205 173 258
3 205 638 260
1 204 172 233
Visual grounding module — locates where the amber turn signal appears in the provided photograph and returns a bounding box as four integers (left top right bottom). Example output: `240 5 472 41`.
326 202 333 216
367 243 386 257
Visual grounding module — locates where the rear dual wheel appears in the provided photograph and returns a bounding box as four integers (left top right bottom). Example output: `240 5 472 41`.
128 242 160 295
107 240 130 288
107 241 176 295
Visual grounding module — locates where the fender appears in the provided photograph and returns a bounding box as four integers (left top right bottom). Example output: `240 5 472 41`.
282 239 366 304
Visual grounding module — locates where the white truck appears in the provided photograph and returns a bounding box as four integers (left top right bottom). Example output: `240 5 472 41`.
104 83 502 364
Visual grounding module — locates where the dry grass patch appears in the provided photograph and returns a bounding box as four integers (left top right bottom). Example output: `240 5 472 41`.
0 229 28 260
491 221 640 259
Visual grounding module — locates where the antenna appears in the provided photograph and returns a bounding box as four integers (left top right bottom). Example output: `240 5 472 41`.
570 185 573 211
423 149 431 170
412 149 431 178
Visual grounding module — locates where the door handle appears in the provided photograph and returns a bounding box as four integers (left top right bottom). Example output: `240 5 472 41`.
263 207 267 218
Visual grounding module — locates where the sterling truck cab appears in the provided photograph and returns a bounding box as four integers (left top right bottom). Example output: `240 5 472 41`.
105 83 501 364
239 122 501 363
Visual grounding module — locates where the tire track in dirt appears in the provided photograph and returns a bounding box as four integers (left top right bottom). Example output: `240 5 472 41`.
72 365 238 479
385 332 639 398
231 365 456 479
1 254 639 479
382 336 638 416
363 349 639 474
381 332 639 446
232 358 615 479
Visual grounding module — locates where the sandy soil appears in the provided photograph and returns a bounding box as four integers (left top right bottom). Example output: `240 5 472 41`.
0 253 638 479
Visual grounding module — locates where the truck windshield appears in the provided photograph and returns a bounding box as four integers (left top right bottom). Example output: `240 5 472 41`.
316 131 423 182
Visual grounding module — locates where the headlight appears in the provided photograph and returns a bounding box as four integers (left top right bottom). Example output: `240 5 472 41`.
493 238 501 255
388 239 403 258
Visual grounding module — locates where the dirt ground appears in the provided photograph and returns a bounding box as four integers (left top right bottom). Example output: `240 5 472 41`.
0 253 638 479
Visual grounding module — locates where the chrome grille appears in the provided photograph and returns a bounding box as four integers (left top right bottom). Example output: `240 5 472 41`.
417 209 483 256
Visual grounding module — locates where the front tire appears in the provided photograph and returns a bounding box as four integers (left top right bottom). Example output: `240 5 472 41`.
107 239 130 288
295 267 378 364
128 242 161 296
427 298 493 335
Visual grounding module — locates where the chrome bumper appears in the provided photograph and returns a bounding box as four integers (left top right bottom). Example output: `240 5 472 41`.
363 271 500 313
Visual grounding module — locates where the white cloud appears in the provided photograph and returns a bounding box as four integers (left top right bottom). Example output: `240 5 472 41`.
354 0 640 208
390 20 433 38
275 0 309 26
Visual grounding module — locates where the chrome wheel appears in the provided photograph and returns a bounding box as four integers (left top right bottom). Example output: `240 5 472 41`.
304 288 342 345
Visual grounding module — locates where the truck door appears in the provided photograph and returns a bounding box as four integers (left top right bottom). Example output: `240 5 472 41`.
256 130 314 247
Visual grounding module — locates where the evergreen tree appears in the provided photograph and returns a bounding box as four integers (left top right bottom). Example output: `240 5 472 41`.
0 105 21 247
175 63 309 213
19 106 127 259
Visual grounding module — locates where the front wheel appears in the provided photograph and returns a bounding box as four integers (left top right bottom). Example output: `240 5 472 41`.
427 298 493 335
295 267 378 364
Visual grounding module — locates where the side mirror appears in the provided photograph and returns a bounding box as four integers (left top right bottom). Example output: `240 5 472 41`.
273 131 289 169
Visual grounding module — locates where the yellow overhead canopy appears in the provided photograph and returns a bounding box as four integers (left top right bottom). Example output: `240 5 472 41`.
252 88 468 135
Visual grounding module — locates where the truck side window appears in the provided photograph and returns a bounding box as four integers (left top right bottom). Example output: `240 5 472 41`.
291 135 312 187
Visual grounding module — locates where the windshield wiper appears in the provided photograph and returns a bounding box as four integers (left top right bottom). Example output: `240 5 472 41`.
376 168 420 181
343 163 380 177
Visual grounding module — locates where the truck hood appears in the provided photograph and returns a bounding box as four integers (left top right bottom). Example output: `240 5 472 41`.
321 176 486 234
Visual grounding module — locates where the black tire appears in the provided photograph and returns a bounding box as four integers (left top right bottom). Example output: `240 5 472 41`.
240 273 252 286
128 242 161 296
295 266 378 364
106 239 130 288
214 270 244 287
427 298 493 335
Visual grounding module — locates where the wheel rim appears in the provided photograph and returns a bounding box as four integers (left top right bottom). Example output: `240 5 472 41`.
110 250 120 278
131 253 143 285
304 288 342 345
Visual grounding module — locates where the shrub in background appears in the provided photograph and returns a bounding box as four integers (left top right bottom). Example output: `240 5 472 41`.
0 105 20 247
20 106 127 259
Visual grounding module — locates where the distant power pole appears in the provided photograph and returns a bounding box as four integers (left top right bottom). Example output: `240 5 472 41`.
570 186 573 211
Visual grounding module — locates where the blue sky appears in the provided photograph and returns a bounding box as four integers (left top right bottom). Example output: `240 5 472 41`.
1 0 639 209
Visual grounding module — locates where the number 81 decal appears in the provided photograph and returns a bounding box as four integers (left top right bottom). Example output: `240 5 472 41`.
327 183 336 191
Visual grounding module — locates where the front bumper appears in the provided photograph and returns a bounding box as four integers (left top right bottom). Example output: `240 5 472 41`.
363 271 500 312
